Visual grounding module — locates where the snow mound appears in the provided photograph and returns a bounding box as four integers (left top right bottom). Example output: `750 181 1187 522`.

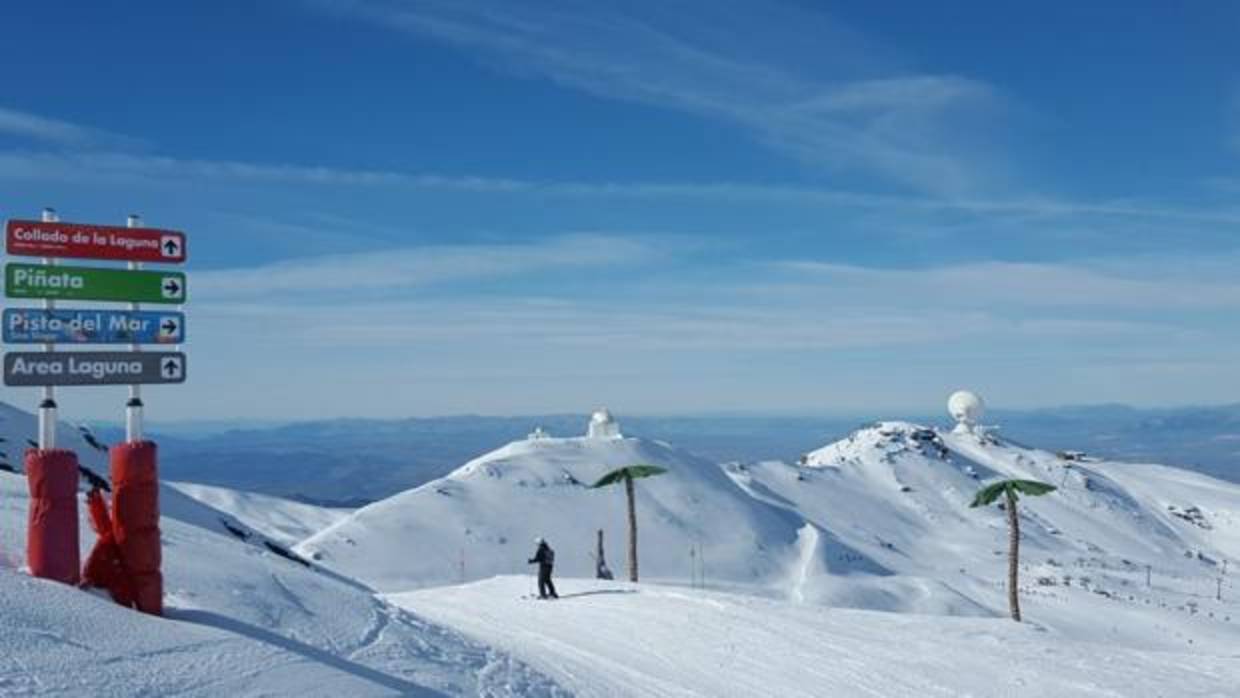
730 421 1240 640
299 435 809 592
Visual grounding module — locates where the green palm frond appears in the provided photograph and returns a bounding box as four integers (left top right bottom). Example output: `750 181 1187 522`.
970 481 1009 508
1010 480 1057 497
591 464 669 489
970 479 1056 507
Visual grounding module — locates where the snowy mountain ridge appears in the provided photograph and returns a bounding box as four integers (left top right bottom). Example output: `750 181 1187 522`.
302 415 1240 637
298 433 805 593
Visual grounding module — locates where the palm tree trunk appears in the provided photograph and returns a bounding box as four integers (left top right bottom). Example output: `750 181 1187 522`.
1006 488 1021 622
597 528 606 578
626 475 638 582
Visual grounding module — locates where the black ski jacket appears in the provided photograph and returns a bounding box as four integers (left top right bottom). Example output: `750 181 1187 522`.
528 542 555 568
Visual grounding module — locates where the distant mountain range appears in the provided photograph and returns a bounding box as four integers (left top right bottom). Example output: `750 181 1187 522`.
76 403 1240 505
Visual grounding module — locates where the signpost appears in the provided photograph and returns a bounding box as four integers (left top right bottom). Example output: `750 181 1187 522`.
4 210 188 602
4 351 186 386
3 309 185 344
6 219 186 263
5 263 186 304
2 210 189 427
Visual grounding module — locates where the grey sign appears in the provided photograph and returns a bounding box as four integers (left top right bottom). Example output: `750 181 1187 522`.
4 351 187 386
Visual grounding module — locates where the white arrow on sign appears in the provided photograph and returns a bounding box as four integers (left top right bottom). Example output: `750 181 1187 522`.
161 355 184 380
160 276 184 300
158 315 181 340
160 235 181 259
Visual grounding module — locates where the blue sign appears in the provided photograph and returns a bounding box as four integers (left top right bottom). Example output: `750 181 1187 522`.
3 308 185 345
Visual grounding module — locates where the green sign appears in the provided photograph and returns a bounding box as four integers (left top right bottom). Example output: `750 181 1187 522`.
5 263 186 304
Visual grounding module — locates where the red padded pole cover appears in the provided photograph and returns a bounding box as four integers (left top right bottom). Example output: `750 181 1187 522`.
25 449 81 584
110 441 162 615
81 489 135 607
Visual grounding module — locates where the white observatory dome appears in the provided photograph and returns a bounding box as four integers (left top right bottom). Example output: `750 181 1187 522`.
587 408 622 439
948 391 985 432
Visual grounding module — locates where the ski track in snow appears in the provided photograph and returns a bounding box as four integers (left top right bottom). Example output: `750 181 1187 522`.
348 605 391 661
791 523 819 604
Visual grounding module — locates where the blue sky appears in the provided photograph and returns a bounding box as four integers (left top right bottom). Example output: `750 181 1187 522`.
1 0 1237 420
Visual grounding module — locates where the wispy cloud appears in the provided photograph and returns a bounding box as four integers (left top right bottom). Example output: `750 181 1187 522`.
193 233 653 298
191 242 1231 353
774 259 1240 310
320 0 1011 194
0 106 143 149
4 148 1234 230
0 150 524 191
173 232 1240 416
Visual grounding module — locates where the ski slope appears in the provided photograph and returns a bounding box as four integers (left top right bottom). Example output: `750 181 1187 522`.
0 470 567 696
391 576 1240 698
0 565 398 696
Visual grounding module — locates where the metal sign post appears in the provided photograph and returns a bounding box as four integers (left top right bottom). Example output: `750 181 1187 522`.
4 209 189 605
38 208 56 450
126 214 143 443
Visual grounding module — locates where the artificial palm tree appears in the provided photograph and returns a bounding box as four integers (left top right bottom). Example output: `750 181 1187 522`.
970 478 1057 621
591 464 667 582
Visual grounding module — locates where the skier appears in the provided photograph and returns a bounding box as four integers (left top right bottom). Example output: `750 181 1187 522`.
528 537 559 599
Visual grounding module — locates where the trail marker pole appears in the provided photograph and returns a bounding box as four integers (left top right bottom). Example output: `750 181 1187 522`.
699 544 706 590
37 208 57 450
689 545 696 588
125 214 143 443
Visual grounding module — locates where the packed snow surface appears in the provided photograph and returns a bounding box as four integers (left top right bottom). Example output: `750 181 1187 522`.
0 567 392 696
392 576 1239 698
0 471 566 696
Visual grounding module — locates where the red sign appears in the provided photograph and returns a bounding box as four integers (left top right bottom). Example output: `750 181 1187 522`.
5 219 186 264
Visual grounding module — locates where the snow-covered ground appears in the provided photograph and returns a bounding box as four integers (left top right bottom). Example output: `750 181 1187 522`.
0 469 567 696
301 415 1240 693
0 565 400 696
3 404 1240 695
168 481 353 546
302 418 1240 625
392 576 1239 698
